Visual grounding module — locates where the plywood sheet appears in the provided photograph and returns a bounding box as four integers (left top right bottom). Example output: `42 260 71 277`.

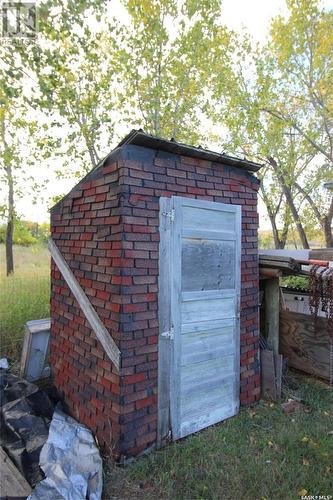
0 446 31 497
182 239 235 290
280 310 331 380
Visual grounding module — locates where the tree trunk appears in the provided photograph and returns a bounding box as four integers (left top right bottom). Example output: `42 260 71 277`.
294 181 333 248
323 197 333 247
282 185 310 249
1 118 15 275
87 145 97 169
323 217 333 247
268 215 288 249
6 165 14 275
268 157 310 249
260 185 288 249
280 216 289 249
267 212 281 249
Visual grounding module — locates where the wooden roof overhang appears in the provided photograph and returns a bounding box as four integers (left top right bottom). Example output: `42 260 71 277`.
259 253 329 280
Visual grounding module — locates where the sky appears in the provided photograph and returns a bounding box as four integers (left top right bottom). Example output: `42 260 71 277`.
224 0 333 43
222 0 288 43
12 0 333 230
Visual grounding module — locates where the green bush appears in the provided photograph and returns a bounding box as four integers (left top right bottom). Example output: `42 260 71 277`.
0 220 50 246
35 222 50 243
259 231 275 249
281 275 309 290
0 220 37 246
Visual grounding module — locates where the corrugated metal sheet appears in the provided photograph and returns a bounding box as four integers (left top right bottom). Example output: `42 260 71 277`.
119 129 262 172
51 129 261 212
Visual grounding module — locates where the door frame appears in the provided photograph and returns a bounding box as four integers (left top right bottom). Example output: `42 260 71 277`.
157 196 241 446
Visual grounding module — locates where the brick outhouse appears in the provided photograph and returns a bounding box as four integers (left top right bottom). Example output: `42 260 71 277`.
50 130 261 458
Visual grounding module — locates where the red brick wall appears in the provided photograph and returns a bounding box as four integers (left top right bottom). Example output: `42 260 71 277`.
50 153 124 454
50 144 260 458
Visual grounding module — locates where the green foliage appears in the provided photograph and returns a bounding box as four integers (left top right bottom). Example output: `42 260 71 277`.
263 0 333 243
259 230 275 249
281 275 310 290
0 31 50 274
0 41 47 192
49 194 65 209
210 0 333 248
21 0 117 175
1 0 332 251
0 220 36 246
0 244 50 361
268 0 333 167
16 0 236 177
34 222 50 243
117 0 233 144
0 220 50 246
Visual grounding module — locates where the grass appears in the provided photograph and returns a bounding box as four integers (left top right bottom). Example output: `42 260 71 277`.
1 247 332 499
106 373 333 500
0 244 50 361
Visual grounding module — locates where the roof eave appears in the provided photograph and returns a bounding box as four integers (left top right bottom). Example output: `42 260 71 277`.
119 129 262 172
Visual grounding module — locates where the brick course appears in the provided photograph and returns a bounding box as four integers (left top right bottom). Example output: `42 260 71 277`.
50 142 260 458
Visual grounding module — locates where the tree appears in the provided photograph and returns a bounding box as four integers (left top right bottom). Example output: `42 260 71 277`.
259 0 333 246
116 0 233 144
1 1 116 276
210 0 333 247
0 55 42 274
210 43 311 248
0 51 27 275
0 109 15 275
259 168 291 249
21 0 117 176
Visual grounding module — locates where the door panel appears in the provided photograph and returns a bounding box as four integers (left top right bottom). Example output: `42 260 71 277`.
181 239 236 291
181 326 235 365
181 296 236 324
182 205 236 232
158 196 241 443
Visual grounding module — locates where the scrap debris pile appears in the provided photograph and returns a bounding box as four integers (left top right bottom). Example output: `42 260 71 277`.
0 364 103 499
0 369 55 486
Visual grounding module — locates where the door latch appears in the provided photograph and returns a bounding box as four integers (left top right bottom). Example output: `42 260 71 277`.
162 209 175 222
161 326 174 340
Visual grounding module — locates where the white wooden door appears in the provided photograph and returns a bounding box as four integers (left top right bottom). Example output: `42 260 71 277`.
158 196 241 442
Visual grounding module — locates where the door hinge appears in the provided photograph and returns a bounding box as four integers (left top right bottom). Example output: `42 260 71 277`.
162 209 175 222
161 326 174 340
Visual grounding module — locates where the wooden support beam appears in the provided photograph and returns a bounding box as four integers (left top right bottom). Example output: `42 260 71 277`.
260 268 282 278
48 238 121 371
264 277 280 355
261 350 283 401
261 350 277 400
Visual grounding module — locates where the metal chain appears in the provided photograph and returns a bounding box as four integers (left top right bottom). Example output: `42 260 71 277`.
309 265 333 386
328 271 333 386
329 337 333 386
309 265 321 317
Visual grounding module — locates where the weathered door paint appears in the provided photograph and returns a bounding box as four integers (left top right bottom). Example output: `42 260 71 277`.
158 196 241 444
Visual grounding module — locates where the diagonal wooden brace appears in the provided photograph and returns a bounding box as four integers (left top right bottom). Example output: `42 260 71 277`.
48 238 121 371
